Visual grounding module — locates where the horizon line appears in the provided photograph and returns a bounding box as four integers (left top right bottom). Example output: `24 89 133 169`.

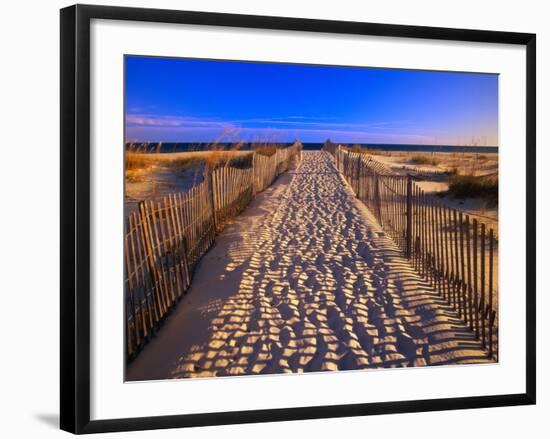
124 140 499 148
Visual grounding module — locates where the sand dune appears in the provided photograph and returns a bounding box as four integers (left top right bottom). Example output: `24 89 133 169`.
127 151 491 381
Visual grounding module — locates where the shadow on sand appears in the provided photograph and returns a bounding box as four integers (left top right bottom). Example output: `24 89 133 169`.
127 152 493 382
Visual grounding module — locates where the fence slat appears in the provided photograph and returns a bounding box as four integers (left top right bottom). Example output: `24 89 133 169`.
480 223 487 348
443 207 451 303
458 212 468 323
473 219 479 338
489 228 495 358
465 215 473 329
139 201 165 318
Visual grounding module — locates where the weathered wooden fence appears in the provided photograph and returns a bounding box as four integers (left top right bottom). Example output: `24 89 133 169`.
212 166 254 228
334 146 498 360
252 146 302 194
124 143 302 361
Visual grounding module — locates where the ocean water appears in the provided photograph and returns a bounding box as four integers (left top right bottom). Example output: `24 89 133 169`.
126 142 498 154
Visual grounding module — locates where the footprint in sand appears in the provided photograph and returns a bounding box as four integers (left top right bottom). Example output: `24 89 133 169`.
130 152 495 381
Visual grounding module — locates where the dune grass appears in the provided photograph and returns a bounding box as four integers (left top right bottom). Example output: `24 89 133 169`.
447 173 498 205
350 144 377 155
346 144 396 156
251 142 278 157
411 154 440 166
125 150 253 173
124 139 256 174
124 138 301 176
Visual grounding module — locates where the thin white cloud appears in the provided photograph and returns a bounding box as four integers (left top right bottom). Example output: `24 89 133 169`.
126 123 434 143
125 114 234 129
126 113 409 132
125 113 496 145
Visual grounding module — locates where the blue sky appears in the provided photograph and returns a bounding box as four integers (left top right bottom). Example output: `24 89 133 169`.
125 56 498 145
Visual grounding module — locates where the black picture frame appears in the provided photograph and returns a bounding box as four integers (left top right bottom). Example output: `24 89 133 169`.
60 4 536 434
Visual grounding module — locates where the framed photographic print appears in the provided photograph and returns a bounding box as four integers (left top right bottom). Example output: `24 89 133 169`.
60 4 536 434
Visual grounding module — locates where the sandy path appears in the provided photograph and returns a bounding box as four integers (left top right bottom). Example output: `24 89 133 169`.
127 151 491 381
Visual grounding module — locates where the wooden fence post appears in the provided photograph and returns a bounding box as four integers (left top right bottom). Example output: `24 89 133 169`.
209 167 218 232
480 222 486 348
356 155 361 197
488 228 495 358
251 152 257 196
374 172 382 223
406 175 413 259
472 219 479 338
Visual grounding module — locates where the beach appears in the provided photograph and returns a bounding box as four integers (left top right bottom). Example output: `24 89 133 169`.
365 150 499 231
127 151 491 381
125 150 252 215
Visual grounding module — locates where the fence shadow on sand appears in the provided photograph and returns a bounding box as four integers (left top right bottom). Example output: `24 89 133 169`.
127 152 492 382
